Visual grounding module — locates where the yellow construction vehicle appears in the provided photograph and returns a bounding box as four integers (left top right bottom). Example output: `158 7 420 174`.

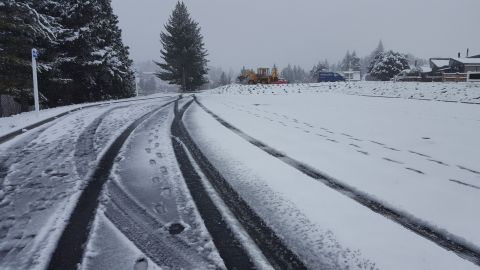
238 66 287 84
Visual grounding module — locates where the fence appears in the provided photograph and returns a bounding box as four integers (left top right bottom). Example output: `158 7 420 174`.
442 73 467 82
0 95 23 117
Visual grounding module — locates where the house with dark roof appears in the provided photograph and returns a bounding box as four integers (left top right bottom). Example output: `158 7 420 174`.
450 58 480 73
429 58 452 73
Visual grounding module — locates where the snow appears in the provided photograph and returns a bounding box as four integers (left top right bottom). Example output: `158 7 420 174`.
209 81 480 104
431 59 450 68
184 83 480 269
0 97 175 269
86 103 225 269
453 58 480 65
81 213 162 270
0 93 176 138
2 81 480 269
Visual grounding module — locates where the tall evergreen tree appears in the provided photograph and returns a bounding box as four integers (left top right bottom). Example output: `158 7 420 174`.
340 51 352 71
219 72 229 86
156 2 209 92
0 0 60 109
1 0 134 109
50 0 135 105
350 51 361 71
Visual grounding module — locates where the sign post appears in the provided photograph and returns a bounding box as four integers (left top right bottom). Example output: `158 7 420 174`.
31 48 40 116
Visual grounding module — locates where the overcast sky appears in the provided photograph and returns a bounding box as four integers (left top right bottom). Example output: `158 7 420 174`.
111 0 480 71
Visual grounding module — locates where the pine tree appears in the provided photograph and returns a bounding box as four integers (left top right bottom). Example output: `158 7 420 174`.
0 0 60 109
156 2 209 92
362 40 385 76
219 72 229 86
350 51 361 71
143 77 157 94
51 0 135 105
340 51 352 71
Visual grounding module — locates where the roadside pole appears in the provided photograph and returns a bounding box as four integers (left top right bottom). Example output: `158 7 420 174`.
31 48 40 116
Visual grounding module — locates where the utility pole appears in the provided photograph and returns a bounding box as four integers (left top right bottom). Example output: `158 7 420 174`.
31 48 40 116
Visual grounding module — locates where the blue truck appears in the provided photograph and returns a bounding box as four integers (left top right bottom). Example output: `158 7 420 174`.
318 72 346 82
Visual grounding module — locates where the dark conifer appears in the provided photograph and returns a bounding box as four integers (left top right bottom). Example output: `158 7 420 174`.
156 2 209 92
0 0 60 108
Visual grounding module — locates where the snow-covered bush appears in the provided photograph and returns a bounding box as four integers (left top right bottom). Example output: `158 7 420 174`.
368 50 410 81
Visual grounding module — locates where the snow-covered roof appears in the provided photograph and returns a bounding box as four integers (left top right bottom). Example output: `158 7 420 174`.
451 58 480 65
430 59 450 68
419 66 432 73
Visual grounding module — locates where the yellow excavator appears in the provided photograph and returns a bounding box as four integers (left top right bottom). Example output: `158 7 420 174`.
238 66 287 84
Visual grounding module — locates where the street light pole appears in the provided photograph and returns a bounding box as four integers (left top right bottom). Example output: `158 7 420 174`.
31 48 40 116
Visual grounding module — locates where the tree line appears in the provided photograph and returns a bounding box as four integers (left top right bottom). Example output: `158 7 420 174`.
231 41 425 84
0 0 135 110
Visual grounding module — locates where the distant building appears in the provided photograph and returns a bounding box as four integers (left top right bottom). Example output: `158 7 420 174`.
342 71 361 81
429 58 452 73
449 58 480 73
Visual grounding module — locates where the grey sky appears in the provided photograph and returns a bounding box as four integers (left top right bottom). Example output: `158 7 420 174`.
111 0 480 71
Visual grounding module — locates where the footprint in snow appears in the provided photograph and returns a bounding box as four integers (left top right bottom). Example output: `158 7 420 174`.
160 187 172 198
151 177 161 184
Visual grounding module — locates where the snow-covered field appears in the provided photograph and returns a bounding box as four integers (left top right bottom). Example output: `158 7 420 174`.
186 82 480 269
212 81 480 104
1 82 479 269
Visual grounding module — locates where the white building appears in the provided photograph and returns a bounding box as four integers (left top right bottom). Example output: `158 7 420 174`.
342 71 361 81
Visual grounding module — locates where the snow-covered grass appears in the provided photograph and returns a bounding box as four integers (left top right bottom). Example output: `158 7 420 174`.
210 81 480 104
186 83 480 269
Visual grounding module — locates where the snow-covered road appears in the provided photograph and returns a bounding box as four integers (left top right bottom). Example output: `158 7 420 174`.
1 83 479 270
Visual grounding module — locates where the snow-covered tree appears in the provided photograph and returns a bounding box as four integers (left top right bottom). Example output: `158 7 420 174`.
281 65 308 83
361 40 385 76
1 0 135 108
156 2 209 92
51 0 135 105
340 51 361 71
219 72 229 86
0 0 61 108
369 50 409 81
350 51 361 71
143 77 157 94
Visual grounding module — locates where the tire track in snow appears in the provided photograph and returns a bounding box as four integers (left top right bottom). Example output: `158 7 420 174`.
74 104 131 178
194 96 480 267
221 99 480 188
172 99 306 269
46 99 176 270
104 180 215 269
